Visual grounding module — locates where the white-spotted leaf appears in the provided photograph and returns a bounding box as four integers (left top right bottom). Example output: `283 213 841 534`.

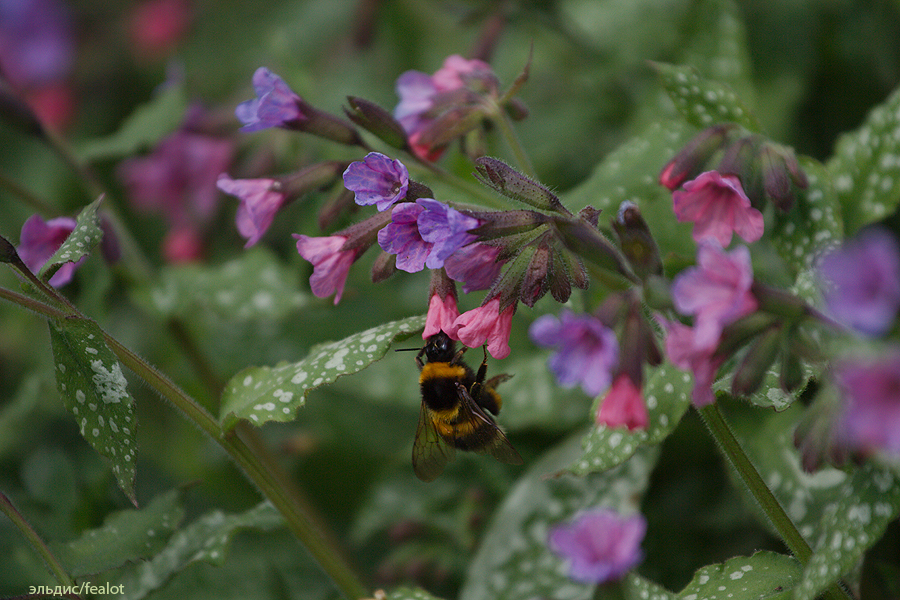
569 364 692 476
460 435 658 600
111 501 284 600
40 197 103 282
625 573 677 600
827 82 900 233
50 489 184 578
652 62 761 132
49 316 137 503
677 551 802 599
220 315 424 431
794 464 900 600
380 588 446 600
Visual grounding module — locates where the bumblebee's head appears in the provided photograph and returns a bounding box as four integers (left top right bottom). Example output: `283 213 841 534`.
424 331 456 363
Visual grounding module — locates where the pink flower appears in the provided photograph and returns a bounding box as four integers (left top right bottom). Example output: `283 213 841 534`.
597 374 648 430
128 0 192 59
548 508 646 584
672 171 764 246
658 317 726 408
16 214 80 287
451 297 514 359
216 174 286 248
672 242 758 352
423 292 460 340
294 234 358 304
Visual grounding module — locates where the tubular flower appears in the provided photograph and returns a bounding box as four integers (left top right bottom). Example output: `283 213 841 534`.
548 508 646 585
443 242 504 293
216 175 286 248
833 351 900 458
451 297 514 359
236 67 306 132
658 316 727 408
672 241 758 352
342 152 409 212
16 214 81 287
294 234 359 304
416 198 480 269
597 374 649 431
423 291 460 340
529 310 619 397
672 171 764 246
377 202 429 273
818 227 900 336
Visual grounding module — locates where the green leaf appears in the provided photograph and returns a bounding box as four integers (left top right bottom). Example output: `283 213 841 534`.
652 62 761 132
48 316 137 503
569 363 692 475
111 501 284 600
50 489 184 577
220 315 425 431
827 82 900 233
135 246 308 322
77 84 188 161
381 588 446 600
624 573 677 600
39 197 103 282
460 435 659 600
794 464 900 600
677 551 802 599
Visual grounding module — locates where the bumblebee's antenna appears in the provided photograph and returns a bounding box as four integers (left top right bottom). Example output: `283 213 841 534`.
394 347 420 352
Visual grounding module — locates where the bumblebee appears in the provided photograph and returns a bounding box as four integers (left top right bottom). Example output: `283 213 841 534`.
412 331 523 481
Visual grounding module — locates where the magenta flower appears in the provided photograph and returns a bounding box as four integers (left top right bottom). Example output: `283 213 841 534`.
529 310 619 397
833 350 900 457
236 67 306 132
423 291 460 340
672 242 758 352
294 234 358 304
0 0 73 89
377 203 429 273
818 227 900 336
342 152 409 212
16 214 81 287
672 171 764 246
597 374 649 431
548 508 646 584
443 242 503 293
217 174 286 248
658 316 726 408
451 297 514 359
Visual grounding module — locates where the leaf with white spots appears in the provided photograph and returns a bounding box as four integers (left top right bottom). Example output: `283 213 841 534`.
568 364 692 476
48 316 137 503
652 62 761 132
794 464 900 600
136 246 308 321
460 435 658 600
379 588 446 600
677 551 802 599
770 157 843 299
220 315 425 431
40 197 103 282
827 82 900 233
624 573 676 600
50 489 184 578
111 501 284 600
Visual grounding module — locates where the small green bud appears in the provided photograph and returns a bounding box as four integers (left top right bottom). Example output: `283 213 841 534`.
370 250 397 283
731 325 782 397
611 201 662 280
550 214 635 285
473 157 567 213
344 96 408 150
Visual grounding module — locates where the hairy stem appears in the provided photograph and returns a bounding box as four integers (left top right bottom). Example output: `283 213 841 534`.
0 491 75 588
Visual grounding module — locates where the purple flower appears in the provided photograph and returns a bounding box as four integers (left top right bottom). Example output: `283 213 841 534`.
818 227 900 336
216 174 286 248
548 508 646 584
342 152 409 211
672 171 764 246
235 67 306 132
672 241 758 352
658 316 727 408
0 0 73 89
529 310 619 397
294 234 357 304
833 350 900 457
443 242 503 293
377 199 480 272
16 214 80 287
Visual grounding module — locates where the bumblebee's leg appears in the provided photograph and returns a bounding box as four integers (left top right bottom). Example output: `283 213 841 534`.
450 346 469 366
415 347 426 370
470 345 489 398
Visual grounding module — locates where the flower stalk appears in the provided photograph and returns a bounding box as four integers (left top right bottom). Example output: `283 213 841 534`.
0 491 76 589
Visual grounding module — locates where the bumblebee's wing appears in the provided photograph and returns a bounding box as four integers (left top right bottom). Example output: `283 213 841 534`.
456 383 524 466
412 401 455 482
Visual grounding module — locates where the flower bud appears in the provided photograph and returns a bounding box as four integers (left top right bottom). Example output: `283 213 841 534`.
760 144 807 212
0 234 20 264
550 214 636 286
550 245 588 302
473 157 567 213
406 180 435 202
779 334 804 393
715 312 779 358
299 103 366 147
731 324 782 397
317 188 357 230
659 123 737 190
468 210 549 240
344 96 408 150
751 281 810 321
611 201 662 280
519 241 551 307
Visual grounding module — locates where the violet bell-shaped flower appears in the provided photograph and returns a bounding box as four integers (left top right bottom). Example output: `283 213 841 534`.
833 350 900 458
342 152 409 212
548 508 646 584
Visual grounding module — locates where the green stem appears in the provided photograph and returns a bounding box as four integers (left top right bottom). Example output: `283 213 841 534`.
0 172 60 216
407 160 512 210
698 403 851 600
0 491 76 588
0 285 70 321
493 108 535 179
